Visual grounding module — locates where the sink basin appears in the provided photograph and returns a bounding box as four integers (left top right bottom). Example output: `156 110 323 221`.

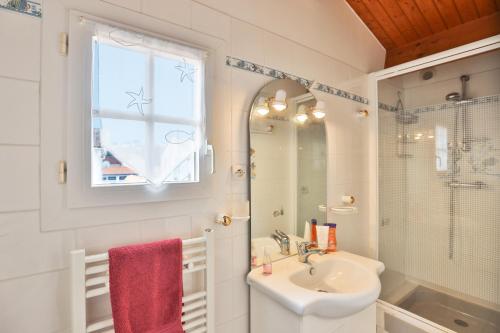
247 251 384 318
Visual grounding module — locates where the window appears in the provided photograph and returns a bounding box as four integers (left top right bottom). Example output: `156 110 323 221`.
435 125 448 171
90 23 206 186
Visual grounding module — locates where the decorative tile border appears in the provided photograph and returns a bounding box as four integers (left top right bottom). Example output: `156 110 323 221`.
226 56 369 105
379 94 499 114
0 0 41 17
378 102 397 112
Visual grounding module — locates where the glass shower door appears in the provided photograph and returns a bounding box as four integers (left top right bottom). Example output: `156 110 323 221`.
378 82 500 331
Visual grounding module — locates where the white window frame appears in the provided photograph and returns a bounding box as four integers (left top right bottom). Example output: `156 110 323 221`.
66 12 214 209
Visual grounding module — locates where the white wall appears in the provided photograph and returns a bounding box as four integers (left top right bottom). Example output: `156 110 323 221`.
0 0 384 332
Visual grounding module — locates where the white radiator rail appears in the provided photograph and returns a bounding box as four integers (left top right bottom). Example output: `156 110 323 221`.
71 229 215 333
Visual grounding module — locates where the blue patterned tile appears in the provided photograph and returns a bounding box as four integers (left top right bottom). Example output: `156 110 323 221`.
379 94 499 114
0 0 41 17
226 56 369 105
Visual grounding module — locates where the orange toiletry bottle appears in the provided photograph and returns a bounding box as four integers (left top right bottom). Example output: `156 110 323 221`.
310 219 318 248
326 223 337 253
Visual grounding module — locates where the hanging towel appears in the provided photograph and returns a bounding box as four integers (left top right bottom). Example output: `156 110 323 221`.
108 239 184 333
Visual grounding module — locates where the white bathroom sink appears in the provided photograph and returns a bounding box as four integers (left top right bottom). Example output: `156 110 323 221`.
247 251 384 318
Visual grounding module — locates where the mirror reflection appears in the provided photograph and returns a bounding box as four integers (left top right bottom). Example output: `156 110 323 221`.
249 79 327 265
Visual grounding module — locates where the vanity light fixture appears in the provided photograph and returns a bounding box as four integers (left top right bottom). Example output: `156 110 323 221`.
295 105 308 123
312 101 326 119
255 97 270 116
271 89 287 111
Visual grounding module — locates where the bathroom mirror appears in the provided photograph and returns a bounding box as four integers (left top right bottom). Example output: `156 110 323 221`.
249 79 327 265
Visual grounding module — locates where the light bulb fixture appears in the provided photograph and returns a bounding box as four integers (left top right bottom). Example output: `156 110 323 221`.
295 105 308 123
255 97 269 116
271 89 287 111
312 100 326 119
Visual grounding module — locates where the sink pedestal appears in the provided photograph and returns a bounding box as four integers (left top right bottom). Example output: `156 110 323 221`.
251 287 376 333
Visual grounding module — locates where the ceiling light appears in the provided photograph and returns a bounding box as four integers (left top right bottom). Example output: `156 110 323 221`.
295 105 308 123
271 89 287 111
255 97 269 116
312 101 326 119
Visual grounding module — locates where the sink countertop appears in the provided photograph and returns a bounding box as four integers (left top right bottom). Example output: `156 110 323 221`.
247 251 385 318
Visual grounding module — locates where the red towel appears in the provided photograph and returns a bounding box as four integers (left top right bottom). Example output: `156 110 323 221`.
108 239 184 333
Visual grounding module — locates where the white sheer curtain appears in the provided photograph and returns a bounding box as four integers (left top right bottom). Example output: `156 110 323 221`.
88 20 207 186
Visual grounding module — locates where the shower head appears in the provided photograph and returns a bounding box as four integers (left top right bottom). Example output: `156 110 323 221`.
396 112 418 124
446 75 470 102
445 92 461 102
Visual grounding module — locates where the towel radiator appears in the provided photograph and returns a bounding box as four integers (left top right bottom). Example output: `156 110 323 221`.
70 228 215 333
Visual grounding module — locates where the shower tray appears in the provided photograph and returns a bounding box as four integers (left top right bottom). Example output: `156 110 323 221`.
397 286 500 333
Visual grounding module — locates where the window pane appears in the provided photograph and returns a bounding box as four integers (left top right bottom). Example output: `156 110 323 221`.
153 123 198 183
94 42 148 114
154 56 196 119
92 118 147 186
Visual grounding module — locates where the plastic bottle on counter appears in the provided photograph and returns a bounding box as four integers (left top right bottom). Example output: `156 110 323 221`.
326 223 337 253
310 219 318 248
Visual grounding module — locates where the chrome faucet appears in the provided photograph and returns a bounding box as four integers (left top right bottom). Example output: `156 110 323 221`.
296 241 325 264
271 229 290 255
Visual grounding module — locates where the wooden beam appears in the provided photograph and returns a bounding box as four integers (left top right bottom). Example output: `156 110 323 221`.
385 11 500 67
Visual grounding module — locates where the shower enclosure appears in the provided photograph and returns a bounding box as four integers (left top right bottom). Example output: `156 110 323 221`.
377 50 500 332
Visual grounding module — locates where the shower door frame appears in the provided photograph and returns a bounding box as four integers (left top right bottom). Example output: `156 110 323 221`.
366 35 500 332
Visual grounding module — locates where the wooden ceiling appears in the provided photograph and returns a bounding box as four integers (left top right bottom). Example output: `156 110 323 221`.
346 0 500 67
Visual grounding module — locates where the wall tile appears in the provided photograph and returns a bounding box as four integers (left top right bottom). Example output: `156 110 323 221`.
191 2 230 41
232 233 249 277
0 10 40 81
0 77 39 145
75 221 141 253
232 314 250 333
215 279 233 325
230 19 266 64
215 321 233 333
263 32 296 75
0 146 39 212
232 275 249 318
215 237 233 283
142 0 191 28
0 211 74 280
0 270 69 333
139 215 192 242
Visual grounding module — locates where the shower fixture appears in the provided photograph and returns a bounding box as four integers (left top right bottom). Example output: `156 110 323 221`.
445 75 473 105
446 75 473 152
446 74 486 260
445 92 461 102
395 91 418 125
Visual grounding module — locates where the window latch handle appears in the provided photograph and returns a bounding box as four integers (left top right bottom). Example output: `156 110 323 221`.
206 143 215 175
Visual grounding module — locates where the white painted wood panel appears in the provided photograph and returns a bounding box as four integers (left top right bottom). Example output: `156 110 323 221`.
0 10 40 81
0 211 74 280
0 146 39 212
0 77 39 145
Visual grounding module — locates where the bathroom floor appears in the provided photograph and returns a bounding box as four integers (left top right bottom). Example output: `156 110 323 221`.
397 286 500 333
